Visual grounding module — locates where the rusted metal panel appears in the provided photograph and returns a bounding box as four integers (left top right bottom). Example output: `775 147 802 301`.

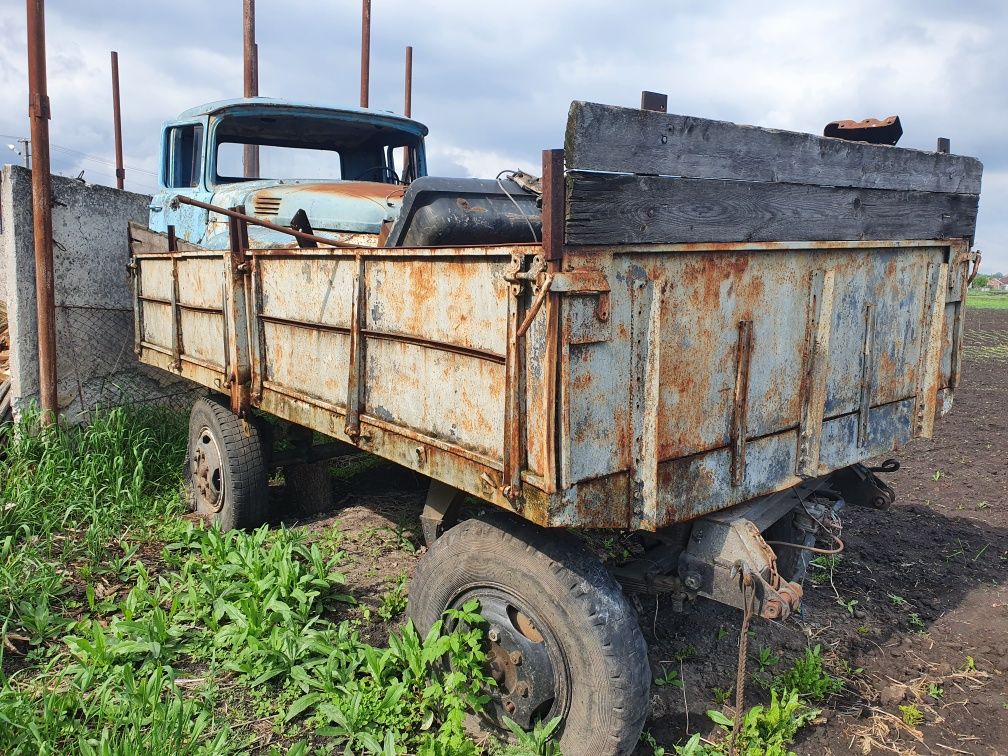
819 399 915 471
177 258 225 310
262 321 350 407
258 256 355 328
365 256 508 354
139 300 173 352
140 258 175 301
554 241 957 528
366 339 504 460
179 309 226 367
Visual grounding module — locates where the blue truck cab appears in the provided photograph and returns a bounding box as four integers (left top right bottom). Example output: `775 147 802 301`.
149 98 429 247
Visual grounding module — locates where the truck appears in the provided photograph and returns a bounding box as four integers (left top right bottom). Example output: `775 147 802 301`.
129 95 982 755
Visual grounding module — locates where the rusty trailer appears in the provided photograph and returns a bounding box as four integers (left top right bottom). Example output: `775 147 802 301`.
130 100 982 754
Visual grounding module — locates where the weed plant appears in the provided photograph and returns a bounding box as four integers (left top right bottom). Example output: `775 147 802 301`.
0 406 501 755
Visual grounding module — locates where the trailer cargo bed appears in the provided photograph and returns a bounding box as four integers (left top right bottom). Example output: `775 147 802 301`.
129 101 981 533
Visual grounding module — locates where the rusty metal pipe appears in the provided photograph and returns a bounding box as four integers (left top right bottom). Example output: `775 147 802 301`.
404 45 412 117
110 50 124 190
242 0 259 178
26 0 57 423
402 45 413 177
360 0 370 108
171 195 359 249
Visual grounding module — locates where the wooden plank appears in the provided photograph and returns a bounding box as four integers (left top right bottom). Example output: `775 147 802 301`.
564 172 979 246
128 221 205 255
565 101 983 195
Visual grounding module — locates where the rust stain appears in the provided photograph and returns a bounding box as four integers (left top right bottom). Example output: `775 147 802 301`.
260 181 404 201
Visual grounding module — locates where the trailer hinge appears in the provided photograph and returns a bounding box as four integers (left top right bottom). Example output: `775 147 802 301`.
503 252 546 288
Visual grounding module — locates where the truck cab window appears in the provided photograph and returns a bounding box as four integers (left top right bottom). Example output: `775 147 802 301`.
164 124 203 189
214 142 343 183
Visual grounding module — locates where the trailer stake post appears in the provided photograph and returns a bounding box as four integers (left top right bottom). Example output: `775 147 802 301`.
26 0 58 424
242 0 259 178
110 50 125 189
360 0 371 108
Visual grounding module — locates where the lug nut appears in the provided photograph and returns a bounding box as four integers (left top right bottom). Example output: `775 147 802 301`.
488 626 500 643
503 698 516 714
510 651 522 666
516 681 529 697
684 573 701 590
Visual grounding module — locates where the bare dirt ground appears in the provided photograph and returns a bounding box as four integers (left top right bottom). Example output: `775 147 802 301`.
288 306 1008 755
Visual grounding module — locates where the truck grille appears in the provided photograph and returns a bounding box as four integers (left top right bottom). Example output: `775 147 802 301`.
252 195 282 217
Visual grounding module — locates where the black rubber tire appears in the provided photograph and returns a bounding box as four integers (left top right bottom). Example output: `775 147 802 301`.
408 514 650 756
284 460 333 515
186 397 269 530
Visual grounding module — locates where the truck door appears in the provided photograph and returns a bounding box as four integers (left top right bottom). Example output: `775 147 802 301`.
151 119 213 244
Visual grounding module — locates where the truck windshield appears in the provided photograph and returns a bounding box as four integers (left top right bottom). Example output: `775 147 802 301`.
212 111 420 185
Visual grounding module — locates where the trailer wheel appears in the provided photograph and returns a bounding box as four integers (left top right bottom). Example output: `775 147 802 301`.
408 514 650 755
284 460 333 515
187 397 268 530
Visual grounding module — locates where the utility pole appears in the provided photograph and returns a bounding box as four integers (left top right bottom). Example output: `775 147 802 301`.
110 50 124 190
360 0 370 108
242 0 259 178
25 0 58 423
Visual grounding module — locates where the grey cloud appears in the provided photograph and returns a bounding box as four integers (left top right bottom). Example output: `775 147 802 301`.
0 0 1003 267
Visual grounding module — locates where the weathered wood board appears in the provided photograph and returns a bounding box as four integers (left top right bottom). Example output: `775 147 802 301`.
565 171 980 246
565 101 983 194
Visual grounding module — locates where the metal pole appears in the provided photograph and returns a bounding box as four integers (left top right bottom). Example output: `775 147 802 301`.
110 50 125 190
19 138 30 168
25 0 58 423
242 0 259 177
360 0 370 108
402 46 412 178
404 45 412 117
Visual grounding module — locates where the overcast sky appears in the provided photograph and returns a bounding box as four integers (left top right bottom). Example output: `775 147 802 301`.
0 1 1004 270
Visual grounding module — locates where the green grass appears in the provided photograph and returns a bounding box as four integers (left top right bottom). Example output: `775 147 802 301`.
966 291 1008 310
652 646 841 756
0 405 519 756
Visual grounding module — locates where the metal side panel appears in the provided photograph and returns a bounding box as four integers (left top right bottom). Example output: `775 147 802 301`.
364 338 505 460
137 254 227 378
242 246 551 488
254 255 357 409
364 256 508 355
557 240 956 529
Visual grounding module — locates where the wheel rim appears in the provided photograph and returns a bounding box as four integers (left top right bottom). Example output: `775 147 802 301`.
451 586 571 731
191 425 224 513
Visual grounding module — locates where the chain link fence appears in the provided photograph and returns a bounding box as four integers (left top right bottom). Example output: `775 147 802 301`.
54 305 201 422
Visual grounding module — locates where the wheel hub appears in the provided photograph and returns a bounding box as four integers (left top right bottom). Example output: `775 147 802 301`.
457 589 565 730
191 426 224 513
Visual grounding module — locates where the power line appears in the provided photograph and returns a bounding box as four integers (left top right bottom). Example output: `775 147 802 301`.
0 132 158 176
49 144 157 176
